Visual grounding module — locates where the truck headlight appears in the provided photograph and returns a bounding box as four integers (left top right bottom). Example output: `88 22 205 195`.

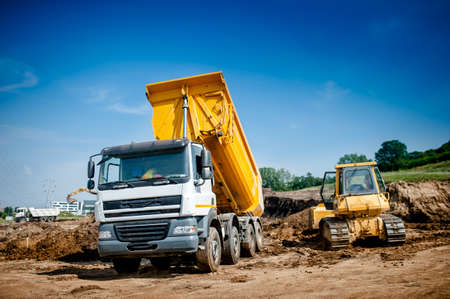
173 225 196 234
99 230 112 240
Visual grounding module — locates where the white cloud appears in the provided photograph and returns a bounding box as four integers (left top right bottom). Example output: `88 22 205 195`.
83 87 113 103
311 80 350 109
0 71 38 92
0 59 38 92
317 80 349 101
24 165 32 176
108 103 149 115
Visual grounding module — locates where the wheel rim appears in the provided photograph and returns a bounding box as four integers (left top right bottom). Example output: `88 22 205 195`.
233 230 240 256
255 224 262 247
250 228 255 252
212 239 219 262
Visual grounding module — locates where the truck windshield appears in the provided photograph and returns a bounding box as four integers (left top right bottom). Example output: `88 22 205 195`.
98 148 189 188
343 167 377 195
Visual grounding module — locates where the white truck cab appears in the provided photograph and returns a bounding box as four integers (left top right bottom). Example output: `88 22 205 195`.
90 138 249 272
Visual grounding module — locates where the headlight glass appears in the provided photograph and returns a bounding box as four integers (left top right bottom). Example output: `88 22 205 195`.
173 225 196 234
99 230 112 240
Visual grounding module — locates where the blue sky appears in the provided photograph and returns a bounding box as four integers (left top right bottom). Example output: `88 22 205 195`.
1 1 449 207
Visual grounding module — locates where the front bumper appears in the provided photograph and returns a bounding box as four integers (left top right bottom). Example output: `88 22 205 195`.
98 235 198 258
97 217 200 258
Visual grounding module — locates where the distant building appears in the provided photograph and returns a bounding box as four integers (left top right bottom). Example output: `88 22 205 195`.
80 200 96 216
51 201 81 214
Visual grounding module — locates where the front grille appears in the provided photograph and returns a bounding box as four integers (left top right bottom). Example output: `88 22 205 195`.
115 220 170 242
105 208 179 218
103 196 181 210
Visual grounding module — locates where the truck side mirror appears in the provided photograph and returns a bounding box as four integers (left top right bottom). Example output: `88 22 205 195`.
201 148 212 168
87 179 95 190
201 148 213 180
201 167 213 180
88 159 95 178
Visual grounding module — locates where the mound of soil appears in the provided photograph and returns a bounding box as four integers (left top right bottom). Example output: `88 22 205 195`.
0 181 447 262
388 180 450 223
0 216 98 261
263 188 320 218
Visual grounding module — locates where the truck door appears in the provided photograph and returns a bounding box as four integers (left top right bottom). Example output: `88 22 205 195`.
191 144 216 211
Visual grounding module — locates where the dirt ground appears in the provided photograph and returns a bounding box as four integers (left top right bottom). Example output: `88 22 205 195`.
0 180 448 298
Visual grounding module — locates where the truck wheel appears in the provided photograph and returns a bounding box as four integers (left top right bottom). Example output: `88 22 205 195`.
112 258 141 274
242 223 256 257
222 226 240 265
150 257 171 270
254 222 263 252
196 226 222 272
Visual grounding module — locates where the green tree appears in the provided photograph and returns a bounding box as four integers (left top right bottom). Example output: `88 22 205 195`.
260 167 283 191
375 140 408 171
288 172 322 190
3 207 14 216
338 153 371 164
261 168 323 191
259 167 294 191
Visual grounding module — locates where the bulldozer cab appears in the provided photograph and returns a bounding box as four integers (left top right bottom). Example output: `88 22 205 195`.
320 162 386 211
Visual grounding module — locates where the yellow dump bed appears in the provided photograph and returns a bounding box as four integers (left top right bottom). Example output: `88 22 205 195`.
146 72 264 216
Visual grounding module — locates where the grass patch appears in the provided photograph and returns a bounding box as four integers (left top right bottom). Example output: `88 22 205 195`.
383 160 450 183
57 211 83 220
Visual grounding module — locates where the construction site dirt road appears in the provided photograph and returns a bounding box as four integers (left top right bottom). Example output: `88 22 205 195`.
0 180 448 298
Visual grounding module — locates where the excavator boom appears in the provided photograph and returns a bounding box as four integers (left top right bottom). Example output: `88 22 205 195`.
66 187 97 203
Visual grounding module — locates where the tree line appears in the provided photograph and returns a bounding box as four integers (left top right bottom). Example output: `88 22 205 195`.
331 140 449 171
0 207 15 219
375 140 450 171
260 139 449 191
259 167 322 192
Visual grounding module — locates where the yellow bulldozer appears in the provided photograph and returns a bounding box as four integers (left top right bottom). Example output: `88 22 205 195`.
309 161 406 249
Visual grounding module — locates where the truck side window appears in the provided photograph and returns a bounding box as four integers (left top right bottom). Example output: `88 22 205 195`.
191 145 202 180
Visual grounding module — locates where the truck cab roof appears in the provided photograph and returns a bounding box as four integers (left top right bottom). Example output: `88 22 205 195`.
101 138 190 157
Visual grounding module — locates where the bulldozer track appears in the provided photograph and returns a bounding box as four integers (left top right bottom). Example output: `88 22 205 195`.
381 214 406 245
321 218 350 249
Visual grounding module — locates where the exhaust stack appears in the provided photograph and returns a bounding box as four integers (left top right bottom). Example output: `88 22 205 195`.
181 87 188 139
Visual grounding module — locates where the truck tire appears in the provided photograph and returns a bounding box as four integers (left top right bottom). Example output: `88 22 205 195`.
112 258 141 274
222 226 240 265
254 221 263 252
150 257 171 270
196 226 222 272
242 223 256 257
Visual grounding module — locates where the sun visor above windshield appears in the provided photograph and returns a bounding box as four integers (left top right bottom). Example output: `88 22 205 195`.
101 138 189 157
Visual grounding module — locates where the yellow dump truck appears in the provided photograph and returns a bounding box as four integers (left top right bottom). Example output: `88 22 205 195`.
88 72 264 273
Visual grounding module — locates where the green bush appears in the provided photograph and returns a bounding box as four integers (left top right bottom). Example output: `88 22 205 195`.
260 167 322 191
